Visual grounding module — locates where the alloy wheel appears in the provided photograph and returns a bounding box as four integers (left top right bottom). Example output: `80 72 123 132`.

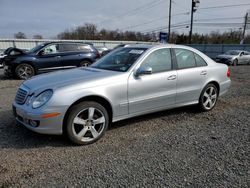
16 64 34 79
72 107 106 142
202 86 217 110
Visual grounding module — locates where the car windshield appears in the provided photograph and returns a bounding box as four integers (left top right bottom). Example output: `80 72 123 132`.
29 43 46 53
225 50 240 55
91 47 147 72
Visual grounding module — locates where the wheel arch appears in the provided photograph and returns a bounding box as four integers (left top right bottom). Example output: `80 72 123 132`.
79 58 93 66
63 95 113 134
16 61 37 73
202 80 220 96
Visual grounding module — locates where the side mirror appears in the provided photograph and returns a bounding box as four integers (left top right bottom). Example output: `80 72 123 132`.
135 66 152 77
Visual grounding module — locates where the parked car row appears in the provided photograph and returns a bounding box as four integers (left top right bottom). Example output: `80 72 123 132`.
2 42 100 79
1 42 250 79
215 50 250 66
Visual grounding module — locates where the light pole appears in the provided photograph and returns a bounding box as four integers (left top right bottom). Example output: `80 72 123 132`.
168 0 172 43
189 0 200 44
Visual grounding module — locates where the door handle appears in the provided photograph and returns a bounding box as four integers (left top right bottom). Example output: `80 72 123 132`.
167 75 177 80
200 71 207 75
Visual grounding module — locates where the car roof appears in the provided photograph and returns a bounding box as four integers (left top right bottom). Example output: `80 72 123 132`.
124 44 197 50
42 41 93 46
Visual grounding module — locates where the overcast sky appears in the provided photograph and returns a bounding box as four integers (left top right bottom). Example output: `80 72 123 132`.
0 0 249 39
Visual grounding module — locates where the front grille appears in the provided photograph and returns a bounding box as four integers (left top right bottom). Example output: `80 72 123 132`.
15 88 29 105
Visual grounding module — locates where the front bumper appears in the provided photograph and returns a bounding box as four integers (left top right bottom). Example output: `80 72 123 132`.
13 101 68 135
3 64 13 76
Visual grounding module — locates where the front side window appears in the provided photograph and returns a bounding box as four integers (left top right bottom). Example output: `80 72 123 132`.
174 48 196 69
42 44 59 55
140 48 172 73
91 48 146 72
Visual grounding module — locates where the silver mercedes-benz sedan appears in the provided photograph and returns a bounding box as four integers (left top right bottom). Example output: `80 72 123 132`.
13 44 231 145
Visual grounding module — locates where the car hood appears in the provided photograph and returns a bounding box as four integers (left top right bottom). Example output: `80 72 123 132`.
23 68 123 94
216 54 235 59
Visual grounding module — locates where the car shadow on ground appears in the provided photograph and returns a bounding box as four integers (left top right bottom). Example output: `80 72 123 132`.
0 106 201 149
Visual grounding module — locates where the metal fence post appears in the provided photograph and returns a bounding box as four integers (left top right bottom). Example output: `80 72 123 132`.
12 40 16 48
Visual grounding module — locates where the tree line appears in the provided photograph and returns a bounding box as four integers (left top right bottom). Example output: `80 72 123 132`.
14 23 250 44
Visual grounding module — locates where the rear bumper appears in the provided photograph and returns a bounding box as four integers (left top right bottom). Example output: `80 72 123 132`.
219 80 231 96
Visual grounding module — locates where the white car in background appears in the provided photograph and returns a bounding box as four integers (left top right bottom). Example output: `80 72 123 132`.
216 50 250 66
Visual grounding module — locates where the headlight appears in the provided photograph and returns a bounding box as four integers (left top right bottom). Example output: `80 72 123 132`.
32 90 53 109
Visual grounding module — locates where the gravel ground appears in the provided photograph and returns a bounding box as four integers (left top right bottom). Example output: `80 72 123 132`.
0 67 249 187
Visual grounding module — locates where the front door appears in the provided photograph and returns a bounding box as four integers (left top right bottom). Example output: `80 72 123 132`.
35 43 62 73
128 48 177 114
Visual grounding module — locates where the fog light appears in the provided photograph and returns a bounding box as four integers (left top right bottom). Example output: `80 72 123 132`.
24 118 29 124
30 120 39 127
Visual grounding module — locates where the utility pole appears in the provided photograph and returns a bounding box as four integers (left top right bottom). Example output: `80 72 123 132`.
189 0 200 44
168 0 172 43
241 13 248 44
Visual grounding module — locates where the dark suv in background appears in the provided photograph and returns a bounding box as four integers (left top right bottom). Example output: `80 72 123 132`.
3 42 100 79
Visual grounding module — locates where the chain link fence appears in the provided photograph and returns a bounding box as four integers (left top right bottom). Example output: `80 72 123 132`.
1 39 250 59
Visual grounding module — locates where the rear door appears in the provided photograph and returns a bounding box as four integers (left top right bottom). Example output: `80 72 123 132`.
35 43 62 72
173 48 208 104
58 43 81 68
59 43 94 67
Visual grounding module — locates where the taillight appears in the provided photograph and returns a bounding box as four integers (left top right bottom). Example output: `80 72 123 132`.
227 67 230 77
96 52 101 58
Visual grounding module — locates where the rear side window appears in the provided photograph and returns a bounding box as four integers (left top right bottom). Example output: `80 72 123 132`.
174 49 196 69
77 44 93 53
141 48 172 73
59 43 78 52
194 53 207 67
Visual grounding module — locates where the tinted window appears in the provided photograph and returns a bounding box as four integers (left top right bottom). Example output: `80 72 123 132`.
78 44 93 53
91 48 146 72
29 44 46 53
243 51 250 55
194 53 207 67
42 44 59 54
175 49 196 69
225 50 240 55
10 50 22 56
141 48 172 73
60 44 78 52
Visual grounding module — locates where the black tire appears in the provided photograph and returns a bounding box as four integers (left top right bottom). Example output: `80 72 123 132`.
232 59 238 66
198 83 218 112
79 60 91 67
15 63 35 80
66 101 109 145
